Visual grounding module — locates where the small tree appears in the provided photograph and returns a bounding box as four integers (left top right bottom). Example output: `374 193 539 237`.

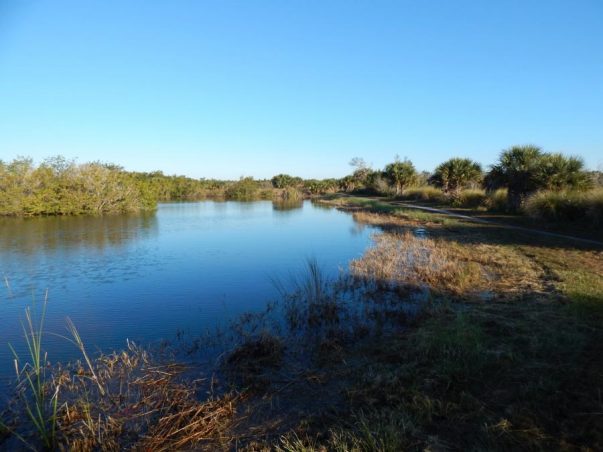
429 158 482 199
385 158 417 195
349 157 373 188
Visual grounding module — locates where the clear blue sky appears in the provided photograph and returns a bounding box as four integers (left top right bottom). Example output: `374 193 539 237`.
1 1 602 179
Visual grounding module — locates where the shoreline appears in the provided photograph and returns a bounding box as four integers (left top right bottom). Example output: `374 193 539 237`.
2 199 602 450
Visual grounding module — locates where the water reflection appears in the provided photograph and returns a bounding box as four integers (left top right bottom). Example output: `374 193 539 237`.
0 212 158 256
272 199 304 212
0 201 378 400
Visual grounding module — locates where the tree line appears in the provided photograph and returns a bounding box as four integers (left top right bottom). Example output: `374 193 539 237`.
1 146 600 217
338 145 599 212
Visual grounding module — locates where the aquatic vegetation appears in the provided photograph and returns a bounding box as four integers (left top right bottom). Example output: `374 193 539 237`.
7 297 59 450
3 315 237 450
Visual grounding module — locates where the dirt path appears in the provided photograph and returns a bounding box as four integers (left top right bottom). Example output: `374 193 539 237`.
389 201 603 247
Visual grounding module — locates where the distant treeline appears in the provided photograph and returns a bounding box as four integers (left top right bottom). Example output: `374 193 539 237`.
0 157 340 216
2 147 602 219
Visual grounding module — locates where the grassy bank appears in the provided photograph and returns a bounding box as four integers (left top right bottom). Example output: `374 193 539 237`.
322 193 603 243
2 198 602 450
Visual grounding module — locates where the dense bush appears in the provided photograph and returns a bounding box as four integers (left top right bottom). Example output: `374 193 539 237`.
133 171 226 201
485 146 591 211
0 157 156 216
485 189 509 212
453 189 487 208
429 158 482 198
273 186 302 201
303 179 338 195
523 189 603 225
224 177 260 200
271 174 302 189
401 186 447 203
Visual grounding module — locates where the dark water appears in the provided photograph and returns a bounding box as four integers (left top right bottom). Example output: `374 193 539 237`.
0 201 375 396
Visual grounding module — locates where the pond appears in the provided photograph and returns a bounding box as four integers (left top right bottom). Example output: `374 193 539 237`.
0 200 376 397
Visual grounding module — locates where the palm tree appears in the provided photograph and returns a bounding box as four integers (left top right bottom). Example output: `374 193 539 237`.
385 158 417 196
429 158 482 199
537 153 591 191
484 145 544 211
484 145 590 211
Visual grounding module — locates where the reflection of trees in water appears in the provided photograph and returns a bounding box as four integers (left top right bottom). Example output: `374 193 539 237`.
272 200 303 212
0 212 158 255
308 201 334 211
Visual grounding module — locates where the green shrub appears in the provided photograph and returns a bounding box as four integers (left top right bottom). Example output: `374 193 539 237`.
485 189 509 212
273 186 302 201
453 189 487 208
523 189 603 225
401 186 447 203
0 157 156 216
225 177 259 200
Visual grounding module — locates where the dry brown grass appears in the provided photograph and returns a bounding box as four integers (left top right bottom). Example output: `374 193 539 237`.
7 341 238 451
351 230 545 298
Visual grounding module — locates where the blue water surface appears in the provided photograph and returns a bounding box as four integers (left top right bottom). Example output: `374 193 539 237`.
0 201 375 396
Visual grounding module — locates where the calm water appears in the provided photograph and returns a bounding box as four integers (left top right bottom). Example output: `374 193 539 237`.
0 200 375 395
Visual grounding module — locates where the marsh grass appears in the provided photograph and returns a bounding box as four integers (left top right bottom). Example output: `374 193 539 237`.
252 200 602 450
524 188 603 225
486 188 509 212
453 188 487 208
350 230 543 298
4 312 238 450
276 409 417 452
400 186 447 203
6 295 60 450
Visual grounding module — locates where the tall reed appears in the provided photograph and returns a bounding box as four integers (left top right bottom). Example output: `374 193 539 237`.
8 294 60 450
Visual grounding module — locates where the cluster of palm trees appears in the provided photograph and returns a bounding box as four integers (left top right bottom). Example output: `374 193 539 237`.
347 145 593 211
